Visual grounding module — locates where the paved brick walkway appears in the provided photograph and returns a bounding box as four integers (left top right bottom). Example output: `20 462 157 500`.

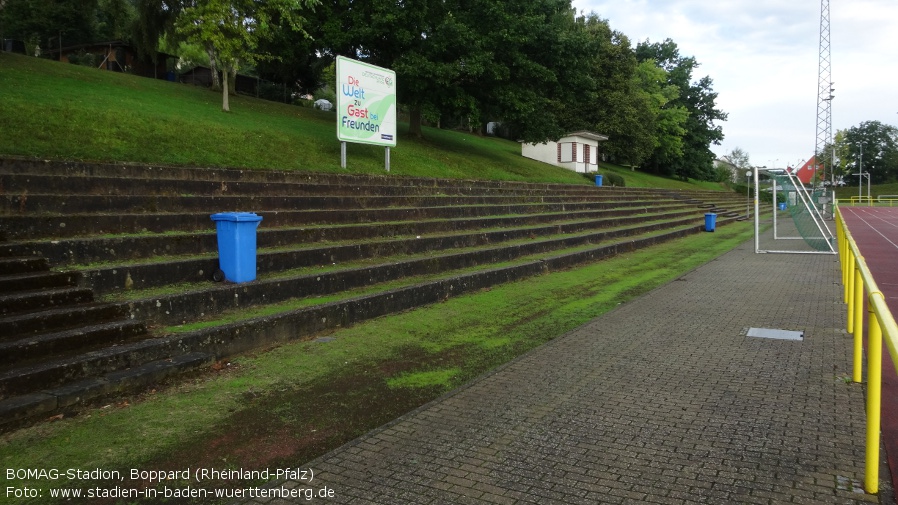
240 228 883 504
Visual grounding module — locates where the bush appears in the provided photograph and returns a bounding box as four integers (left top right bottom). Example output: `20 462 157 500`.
713 165 734 183
732 183 781 204
67 50 102 68
603 173 626 187
257 81 287 103
314 88 337 105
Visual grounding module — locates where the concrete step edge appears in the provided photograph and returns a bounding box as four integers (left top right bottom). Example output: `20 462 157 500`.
0 352 213 428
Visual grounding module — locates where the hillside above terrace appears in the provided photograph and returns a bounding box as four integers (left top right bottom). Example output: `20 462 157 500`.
0 52 729 191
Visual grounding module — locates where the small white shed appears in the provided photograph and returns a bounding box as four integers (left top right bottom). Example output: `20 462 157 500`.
521 131 609 173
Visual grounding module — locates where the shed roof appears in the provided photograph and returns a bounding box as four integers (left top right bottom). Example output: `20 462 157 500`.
563 131 609 142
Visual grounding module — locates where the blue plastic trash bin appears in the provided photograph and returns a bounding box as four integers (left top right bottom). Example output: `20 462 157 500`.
778 202 787 211
210 212 263 283
595 174 603 187
704 213 717 232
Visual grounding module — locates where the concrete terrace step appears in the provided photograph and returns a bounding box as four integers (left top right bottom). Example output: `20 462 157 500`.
144 222 739 363
0 198 687 240
0 271 80 292
0 156 672 193
0 333 178 397
0 319 148 367
74 207 708 295
0 301 131 338
0 352 213 427
117 215 723 327
0 256 48 275
2 192 681 215
0 286 95 316
0 172 661 199
0 203 702 265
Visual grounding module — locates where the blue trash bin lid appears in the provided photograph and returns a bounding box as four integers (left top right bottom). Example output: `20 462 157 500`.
211 212 263 222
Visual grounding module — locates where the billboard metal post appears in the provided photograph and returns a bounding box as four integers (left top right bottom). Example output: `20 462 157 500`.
336 56 397 172
341 142 346 169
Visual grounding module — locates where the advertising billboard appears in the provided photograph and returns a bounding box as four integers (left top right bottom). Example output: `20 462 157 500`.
336 56 397 147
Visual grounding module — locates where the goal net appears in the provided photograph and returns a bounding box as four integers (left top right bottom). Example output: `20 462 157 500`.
754 168 835 254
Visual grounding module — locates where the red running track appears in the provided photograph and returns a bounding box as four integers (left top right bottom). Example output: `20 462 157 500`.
840 206 898 494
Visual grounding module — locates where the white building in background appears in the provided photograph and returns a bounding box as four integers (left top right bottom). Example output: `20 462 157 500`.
521 131 608 173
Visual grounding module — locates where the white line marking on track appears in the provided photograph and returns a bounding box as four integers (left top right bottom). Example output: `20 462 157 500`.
845 208 898 251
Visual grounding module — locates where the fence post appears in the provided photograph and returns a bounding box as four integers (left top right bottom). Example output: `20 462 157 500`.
853 266 864 383
847 248 855 329
865 301 883 494
839 213 848 294
838 212 848 325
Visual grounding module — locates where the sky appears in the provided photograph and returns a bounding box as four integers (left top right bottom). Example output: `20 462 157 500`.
569 0 898 171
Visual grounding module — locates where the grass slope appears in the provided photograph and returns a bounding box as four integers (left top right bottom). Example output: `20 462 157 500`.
835 182 898 200
0 52 724 189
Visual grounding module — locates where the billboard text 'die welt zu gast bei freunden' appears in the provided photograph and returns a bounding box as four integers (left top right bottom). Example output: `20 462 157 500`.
336 56 397 147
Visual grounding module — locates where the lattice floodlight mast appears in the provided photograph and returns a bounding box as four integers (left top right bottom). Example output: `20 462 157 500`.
815 0 834 189
751 0 836 255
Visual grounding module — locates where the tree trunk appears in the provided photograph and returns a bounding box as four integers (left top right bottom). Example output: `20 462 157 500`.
207 48 221 92
408 106 423 138
222 68 230 112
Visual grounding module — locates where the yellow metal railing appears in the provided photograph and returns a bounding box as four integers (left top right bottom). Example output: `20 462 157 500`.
836 207 898 494
849 196 874 206
839 196 898 207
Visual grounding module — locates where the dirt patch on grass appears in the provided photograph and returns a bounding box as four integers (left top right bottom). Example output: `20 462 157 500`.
122 350 458 503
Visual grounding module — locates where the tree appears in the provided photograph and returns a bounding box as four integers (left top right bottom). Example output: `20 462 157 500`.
559 15 649 166
1 0 101 54
636 39 727 181
372 0 457 137
679 74 727 180
460 0 588 143
328 0 589 142
553 15 689 169
0 0 140 57
96 0 136 41
174 0 317 111
834 121 898 184
725 147 751 171
255 0 377 97
132 0 185 64
253 23 323 95
632 60 688 168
